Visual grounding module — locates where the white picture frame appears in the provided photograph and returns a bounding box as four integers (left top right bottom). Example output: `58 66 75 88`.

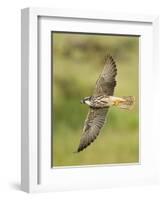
21 7 159 193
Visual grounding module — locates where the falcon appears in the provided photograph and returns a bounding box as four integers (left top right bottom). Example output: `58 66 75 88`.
76 55 135 153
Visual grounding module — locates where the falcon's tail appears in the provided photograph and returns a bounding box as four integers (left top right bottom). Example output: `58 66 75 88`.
116 96 135 110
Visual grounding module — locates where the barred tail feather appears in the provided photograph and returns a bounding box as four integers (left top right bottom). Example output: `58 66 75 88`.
118 96 135 110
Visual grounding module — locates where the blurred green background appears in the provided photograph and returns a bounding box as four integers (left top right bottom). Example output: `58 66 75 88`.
52 32 139 167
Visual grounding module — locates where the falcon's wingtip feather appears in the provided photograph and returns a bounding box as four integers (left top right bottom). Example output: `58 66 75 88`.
104 53 114 63
76 133 99 153
75 143 89 153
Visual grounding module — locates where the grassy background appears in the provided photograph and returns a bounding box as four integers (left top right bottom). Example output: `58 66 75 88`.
52 32 139 167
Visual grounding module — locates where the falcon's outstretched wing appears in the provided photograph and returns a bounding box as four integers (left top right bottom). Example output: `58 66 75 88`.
94 55 117 96
76 55 117 152
77 107 108 152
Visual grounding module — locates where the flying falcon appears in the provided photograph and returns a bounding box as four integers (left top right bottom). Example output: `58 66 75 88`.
76 55 135 153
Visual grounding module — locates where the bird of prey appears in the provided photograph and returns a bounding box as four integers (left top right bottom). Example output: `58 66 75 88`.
76 55 135 153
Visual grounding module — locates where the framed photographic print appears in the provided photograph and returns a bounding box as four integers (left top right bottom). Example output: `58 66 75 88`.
21 8 159 193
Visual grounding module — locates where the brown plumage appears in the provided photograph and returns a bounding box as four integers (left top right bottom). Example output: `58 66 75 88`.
76 55 117 152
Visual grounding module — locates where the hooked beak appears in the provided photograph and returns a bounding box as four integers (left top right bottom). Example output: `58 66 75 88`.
80 99 84 104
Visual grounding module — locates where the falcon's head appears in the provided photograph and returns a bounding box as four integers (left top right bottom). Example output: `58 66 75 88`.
80 96 91 104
